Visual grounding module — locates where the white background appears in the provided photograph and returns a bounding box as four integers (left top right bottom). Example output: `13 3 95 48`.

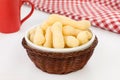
0 5 120 80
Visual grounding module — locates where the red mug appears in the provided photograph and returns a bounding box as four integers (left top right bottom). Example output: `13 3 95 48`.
0 0 34 33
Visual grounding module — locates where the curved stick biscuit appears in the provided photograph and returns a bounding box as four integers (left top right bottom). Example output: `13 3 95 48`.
63 26 81 36
77 31 89 45
65 36 79 48
51 22 65 48
33 26 45 46
29 28 36 42
43 27 52 48
48 14 91 30
41 21 50 31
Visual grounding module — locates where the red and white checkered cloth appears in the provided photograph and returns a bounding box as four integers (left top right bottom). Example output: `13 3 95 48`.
27 0 120 33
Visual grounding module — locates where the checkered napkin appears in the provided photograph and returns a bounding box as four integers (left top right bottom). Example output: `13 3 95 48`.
27 0 120 33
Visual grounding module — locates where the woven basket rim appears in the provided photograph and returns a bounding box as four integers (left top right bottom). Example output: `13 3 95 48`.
22 36 98 58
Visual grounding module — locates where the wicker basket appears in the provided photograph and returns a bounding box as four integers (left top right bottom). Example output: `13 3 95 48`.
22 36 98 74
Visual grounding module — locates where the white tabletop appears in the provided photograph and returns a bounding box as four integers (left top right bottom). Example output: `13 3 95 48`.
0 5 120 80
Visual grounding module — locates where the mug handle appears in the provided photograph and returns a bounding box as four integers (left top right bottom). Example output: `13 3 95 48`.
21 0 34 24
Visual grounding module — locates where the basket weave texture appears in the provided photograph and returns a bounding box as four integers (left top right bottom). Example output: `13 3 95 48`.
22 36 98 74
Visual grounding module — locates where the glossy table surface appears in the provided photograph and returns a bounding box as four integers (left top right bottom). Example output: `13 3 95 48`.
0 5 120 80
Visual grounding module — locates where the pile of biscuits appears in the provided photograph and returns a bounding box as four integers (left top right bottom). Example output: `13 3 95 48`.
29 14 92 48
